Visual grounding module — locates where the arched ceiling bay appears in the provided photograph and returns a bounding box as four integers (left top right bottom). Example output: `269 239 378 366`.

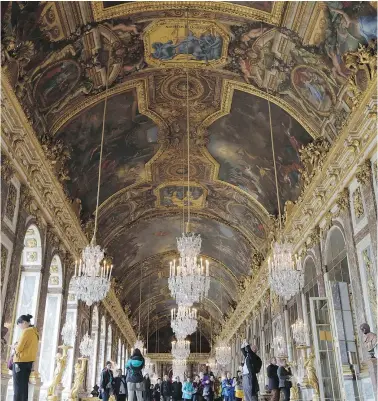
3 0 376 342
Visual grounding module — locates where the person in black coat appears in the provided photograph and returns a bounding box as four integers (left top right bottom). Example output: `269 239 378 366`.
144 374 151 401
153 378 162 401
161 374 172 401
266 357 279 401
114 369 128 401
100 361 114 401
241 340 262 401
172 376 183 401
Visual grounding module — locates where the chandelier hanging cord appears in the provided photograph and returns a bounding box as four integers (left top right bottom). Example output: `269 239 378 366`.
261 23 282 231
93 41 113 243
138 262 143 339
186 7 191 231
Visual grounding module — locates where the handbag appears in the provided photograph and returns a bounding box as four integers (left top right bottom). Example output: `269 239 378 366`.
7 356 13 370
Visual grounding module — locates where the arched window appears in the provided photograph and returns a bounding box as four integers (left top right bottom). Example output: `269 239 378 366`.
117 338 122 367
263 308 271 362
12 225 43 343
89 306 99 389
303 256 319 343
121 344 125 369
97 316 106 382
326 227 350 283
107 325 112 361
254 317 260 352
62 279 78 396
39 255 63 389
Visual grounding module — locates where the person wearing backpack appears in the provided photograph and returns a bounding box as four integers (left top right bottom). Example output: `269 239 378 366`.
126 348 145 401
240 339 262 401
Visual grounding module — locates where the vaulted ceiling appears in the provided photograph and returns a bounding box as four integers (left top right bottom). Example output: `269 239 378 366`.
2 0 376 343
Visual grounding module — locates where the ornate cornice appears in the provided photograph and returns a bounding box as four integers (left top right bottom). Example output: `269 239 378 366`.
146 353 210 363
102 288 137 347
1 75 138 346
216 78 377 345
91 1 285 25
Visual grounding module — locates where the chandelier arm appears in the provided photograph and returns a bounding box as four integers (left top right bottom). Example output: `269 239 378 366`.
93 41 112 241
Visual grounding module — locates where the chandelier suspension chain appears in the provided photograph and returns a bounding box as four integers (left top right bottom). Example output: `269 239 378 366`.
93 41 112 240
138 263 142 338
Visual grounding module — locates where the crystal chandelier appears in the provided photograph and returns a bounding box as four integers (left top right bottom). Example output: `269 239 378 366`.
269 241 303 300
79 333 94 357
177 232 202 258
272 335 287 358
71 248 112 306
291 319 308 347
215 343 231 366
171 306 197 338
207 357 218 375
61 321 77 346
171 339 190 360
132 339 146 355
172 359 187 381
169 256 210 306
144 356 154 376
71 52 113 306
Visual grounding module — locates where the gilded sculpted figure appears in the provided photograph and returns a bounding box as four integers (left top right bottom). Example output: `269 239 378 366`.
48 345 71 398
69 358 87 400
304 351 319 396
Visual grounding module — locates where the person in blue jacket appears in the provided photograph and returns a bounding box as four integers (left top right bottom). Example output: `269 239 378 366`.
222 372 235 401
125 348 145 401
182 377 194 400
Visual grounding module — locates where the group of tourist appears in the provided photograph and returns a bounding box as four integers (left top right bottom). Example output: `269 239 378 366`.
8 315 290 401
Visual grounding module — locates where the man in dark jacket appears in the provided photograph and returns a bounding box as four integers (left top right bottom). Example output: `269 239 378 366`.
161 374 172 401
100 361 114 401
172 376 183 401
266 357 279 401
153 378 162 401
114 369 128 401
241 340 262 401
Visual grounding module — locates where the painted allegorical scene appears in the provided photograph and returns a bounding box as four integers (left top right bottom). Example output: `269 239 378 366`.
56 90 159 216
145 20 227 65
108 215 252 277
157 184 206 208
207 90 312 213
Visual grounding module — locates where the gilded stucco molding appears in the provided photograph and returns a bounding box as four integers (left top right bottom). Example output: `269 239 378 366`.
91 1 285 25
147 353 210 363
215 78 377 345
1 75 138 346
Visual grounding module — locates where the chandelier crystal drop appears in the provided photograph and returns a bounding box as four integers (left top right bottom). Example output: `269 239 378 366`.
171 306 197 338
268 241 303 300
70 241 112 306
215 343 231 366
169 256 210 306
171 339 191 360
291 318 308 347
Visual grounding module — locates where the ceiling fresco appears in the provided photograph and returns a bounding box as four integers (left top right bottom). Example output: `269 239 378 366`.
2 0 376 339
206 89 312 213
55 90 160 217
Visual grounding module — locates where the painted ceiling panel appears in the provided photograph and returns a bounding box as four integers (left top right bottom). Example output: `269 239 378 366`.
55 91 160 217
207 90 312 213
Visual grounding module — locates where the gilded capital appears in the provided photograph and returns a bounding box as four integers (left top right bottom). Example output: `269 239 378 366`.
356 160 372 185
1 153 14 183
336 188 350 213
